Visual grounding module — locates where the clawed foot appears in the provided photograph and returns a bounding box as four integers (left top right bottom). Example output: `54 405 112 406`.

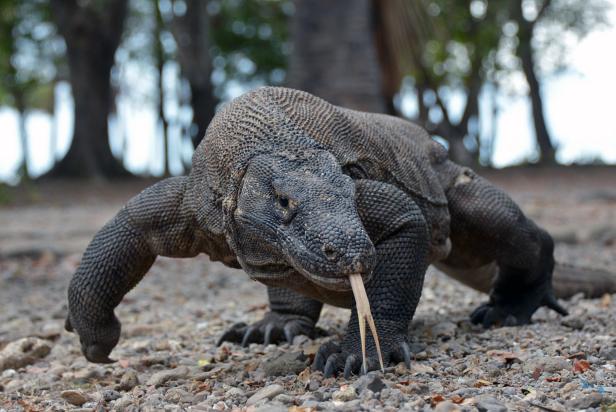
313 335 411 378
217 312 316 346
65 313 121 363
471 285 568 328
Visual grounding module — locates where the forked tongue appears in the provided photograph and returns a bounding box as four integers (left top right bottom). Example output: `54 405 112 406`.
349 273 384 374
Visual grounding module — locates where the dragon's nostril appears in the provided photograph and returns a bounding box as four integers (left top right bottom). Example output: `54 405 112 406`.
321 244 339 261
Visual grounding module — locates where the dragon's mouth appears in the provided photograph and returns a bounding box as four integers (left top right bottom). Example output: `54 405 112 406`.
244 262 295 281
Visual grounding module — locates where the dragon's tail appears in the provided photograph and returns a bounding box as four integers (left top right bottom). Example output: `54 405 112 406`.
553 262 616 299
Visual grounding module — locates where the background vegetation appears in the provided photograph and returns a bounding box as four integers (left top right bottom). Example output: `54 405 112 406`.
0 0 612 182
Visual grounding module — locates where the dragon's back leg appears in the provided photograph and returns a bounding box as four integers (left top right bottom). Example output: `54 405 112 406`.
438 164 567 327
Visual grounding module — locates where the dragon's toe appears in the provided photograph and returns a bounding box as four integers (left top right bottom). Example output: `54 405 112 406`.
217 312 316 347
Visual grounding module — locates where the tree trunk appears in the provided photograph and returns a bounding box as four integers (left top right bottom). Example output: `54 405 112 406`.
514 1 556 165
15 94 30 180
519 40 556 164
171 0 217 148
46 0 128 179
287 0 386 112
155 0 170 176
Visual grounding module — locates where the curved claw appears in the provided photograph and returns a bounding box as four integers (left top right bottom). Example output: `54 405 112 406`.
503 315 518 327
470 304 490 325
324 353 344 378
218 314 316 347
313 341 340 372
216 322 247 346
81 342 115 364
65 317 74 332
344 354 361 379
391 341 411 368
241 326 260 347
545 294 568 316
283 322 300 344
482 307 501 328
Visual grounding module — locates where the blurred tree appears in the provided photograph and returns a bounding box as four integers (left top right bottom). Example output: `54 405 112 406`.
209 0 290 93
47 0 129 178
0 0 62 178
287 0 386 113
510 0 609 163
378 0 609 165
170 0 217 147
154 0 172 175
378 0 505 165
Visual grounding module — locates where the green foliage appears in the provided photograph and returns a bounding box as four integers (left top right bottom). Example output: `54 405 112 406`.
0 0 64 112
209 0 292 91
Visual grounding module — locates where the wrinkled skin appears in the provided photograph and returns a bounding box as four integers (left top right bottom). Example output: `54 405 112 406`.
66 87 569 376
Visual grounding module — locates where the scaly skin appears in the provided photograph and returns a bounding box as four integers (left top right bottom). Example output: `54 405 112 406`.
66 87 613 375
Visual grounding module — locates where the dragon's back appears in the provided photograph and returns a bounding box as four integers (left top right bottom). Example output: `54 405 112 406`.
198 86 448 206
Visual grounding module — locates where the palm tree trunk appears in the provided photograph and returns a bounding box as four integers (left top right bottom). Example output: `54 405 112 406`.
287 0 386 112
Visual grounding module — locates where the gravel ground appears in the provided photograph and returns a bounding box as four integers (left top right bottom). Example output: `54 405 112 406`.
0 168 615 411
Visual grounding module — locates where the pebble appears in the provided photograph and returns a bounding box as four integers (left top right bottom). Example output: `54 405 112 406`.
522 356 570 374
354 372 386 394
434 400 461 412
261 351 308 376
101 389 121 402
565 393 605 410
0 337 52 370
60 389 89 406
273 393 294 404
146 366 189 387
225 387 245 398
599 346 616 360
475 396 507 412
246 384 285 406
332 384 357 402
119 369 139 391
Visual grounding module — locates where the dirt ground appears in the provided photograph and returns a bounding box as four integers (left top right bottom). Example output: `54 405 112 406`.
0 167 615 411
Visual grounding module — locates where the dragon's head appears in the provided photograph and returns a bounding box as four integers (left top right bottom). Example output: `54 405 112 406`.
226 149 376 291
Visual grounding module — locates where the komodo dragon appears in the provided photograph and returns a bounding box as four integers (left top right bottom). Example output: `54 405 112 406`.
65 86 616 377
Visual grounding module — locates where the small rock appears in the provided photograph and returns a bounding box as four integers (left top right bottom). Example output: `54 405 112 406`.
332 384 357 402
0 337 52 370
101 389 121 402
475 396 507 412
308 379 320 391
300 399 320 408
74 366 105 381
432 321 457 338
410 363 435 375
262 351 308 377
565 393 605 410
165 388 195 403
599 346 616 360
225 387 245 398
354 372 386 394
254 404 287 412
146 366 188 387
273 393 294 404
561 317 584 330
246 384 285 406
119 369 139 391
434 400 461 412
1 369 17 378
112 393 135 410
61 389 89 406
523 356 570 375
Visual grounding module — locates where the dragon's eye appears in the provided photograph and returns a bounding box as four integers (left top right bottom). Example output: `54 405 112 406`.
278 196 289 208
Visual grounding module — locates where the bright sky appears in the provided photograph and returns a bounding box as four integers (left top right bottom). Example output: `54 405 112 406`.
1 7 615 183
